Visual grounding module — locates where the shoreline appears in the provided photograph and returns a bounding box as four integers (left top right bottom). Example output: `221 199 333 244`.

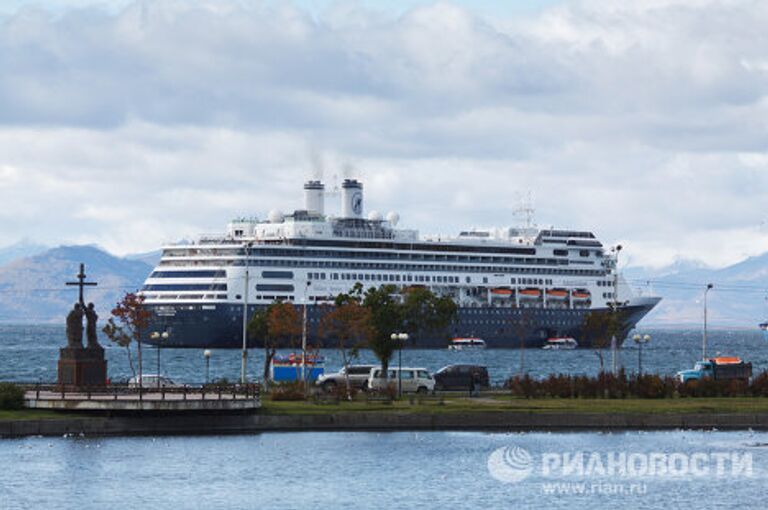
4 411 768 438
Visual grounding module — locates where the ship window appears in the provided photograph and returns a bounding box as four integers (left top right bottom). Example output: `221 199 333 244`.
256 284 295 292
579 250 589 257
262 271 293 279
150 270 227 279
143 284 228 291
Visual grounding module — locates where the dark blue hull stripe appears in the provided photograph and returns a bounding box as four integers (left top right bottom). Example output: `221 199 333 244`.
143 303 656 349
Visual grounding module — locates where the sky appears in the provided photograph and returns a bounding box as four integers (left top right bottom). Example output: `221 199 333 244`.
0 0 767 269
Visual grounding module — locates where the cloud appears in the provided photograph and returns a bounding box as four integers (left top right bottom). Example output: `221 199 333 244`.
0 0 767 269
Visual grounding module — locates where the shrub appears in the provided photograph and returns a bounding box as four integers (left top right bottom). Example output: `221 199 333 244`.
750 372 768 397
329 381 358 401
0 382 25 410
504 371 768 400
270 381 306 401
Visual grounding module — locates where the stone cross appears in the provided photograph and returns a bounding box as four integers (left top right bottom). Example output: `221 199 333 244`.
66 263 98 306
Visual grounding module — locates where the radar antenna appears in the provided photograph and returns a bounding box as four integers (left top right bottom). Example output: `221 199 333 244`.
513 191 536 229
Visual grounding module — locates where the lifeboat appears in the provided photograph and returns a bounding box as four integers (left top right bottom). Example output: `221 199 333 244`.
519 288 542 298
490 288 514 296
572 289 591 300
448 337 487 350
546 289 569 299
543 337 578 350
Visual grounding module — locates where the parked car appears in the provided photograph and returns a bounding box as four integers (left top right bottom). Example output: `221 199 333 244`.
316 365 378 391
367 367 435 394
128 374 182 389
434 365 490 391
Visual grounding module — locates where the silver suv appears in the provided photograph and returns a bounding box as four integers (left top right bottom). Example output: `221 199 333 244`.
316 365 378 392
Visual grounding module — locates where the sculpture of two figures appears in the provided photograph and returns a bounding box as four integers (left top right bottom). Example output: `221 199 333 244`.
66 302 100 349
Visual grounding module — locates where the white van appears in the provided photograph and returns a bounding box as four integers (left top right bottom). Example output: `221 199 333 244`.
367 367 435 394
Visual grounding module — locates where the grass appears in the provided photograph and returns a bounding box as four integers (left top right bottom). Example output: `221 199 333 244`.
262 395 768 416
0 409 80 421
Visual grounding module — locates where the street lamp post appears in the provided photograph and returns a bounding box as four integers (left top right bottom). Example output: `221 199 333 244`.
203 349 212 385
703 283 713 360
633 334 651 375
391 332 408 397
241 241 253 384
610 244 623 375
301 280 311 392
150 330 170 390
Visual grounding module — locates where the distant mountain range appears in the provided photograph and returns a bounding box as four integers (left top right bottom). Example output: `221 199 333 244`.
0 243 766 328
624 254 768 329
0 245 152 323
0 240 49 266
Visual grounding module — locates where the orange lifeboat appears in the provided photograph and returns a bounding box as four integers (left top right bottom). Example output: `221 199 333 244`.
519 288 542 298
546 289 569 299
491 288 514 296
572 289 591 300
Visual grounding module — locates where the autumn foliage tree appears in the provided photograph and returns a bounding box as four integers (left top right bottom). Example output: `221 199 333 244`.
582 306 627 372
248 301 302 386
319 294 373 398
102 292 152 377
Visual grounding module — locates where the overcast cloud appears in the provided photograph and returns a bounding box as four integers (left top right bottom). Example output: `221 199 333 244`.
0 0 767 268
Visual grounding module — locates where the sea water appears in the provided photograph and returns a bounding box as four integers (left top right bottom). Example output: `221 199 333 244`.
1 325 766 385
2 430 768 509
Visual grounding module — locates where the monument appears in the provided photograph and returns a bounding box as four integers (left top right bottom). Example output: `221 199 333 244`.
57 263 108 387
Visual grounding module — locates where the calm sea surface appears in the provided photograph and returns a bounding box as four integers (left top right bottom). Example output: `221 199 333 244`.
2 431 768 509
1 325 766 384
3 326 768 509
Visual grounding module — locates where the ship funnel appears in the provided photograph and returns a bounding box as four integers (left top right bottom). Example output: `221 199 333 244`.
341 179 363 219
303 180 325 215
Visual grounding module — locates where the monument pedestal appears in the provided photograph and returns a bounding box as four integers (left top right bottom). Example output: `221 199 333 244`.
58 347 108 387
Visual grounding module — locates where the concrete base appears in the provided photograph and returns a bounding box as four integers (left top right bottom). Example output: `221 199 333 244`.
5 412 768 438
57 347 107 387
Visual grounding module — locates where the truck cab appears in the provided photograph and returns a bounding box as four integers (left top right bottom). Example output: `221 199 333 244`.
676 361 714 383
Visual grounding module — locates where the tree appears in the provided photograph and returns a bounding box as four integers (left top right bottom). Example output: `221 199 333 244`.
401 287 458 341
362 285 403 378
582 306 626 372
247 301 303 387
102 292 151 378
318 299 373 399
247 304 273 387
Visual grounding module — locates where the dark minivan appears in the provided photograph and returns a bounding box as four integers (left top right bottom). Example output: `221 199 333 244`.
433 365 489 391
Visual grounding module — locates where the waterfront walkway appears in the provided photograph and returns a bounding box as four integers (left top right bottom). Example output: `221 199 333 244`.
24 385 261 412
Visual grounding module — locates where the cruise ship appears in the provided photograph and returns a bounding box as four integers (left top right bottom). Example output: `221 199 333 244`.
140 179 661 348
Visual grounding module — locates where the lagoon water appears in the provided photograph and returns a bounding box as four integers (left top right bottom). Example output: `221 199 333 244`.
3 326 768 508
1 325 766 384
3 430 768 509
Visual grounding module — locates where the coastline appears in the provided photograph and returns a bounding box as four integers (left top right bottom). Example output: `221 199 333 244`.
4 410 768 438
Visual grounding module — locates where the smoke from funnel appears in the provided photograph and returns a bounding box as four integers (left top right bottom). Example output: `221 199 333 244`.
308 147 324 181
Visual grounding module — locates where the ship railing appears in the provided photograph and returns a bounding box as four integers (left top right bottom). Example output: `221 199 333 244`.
20 382 261 403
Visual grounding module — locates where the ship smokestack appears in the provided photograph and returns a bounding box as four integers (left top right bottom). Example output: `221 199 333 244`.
303 180 325 215
341 179 363 219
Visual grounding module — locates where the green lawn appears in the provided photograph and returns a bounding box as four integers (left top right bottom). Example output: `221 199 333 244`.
262 396 768 416
0 409 79 421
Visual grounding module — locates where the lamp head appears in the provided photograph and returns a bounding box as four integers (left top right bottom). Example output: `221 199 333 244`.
203 349 212 358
